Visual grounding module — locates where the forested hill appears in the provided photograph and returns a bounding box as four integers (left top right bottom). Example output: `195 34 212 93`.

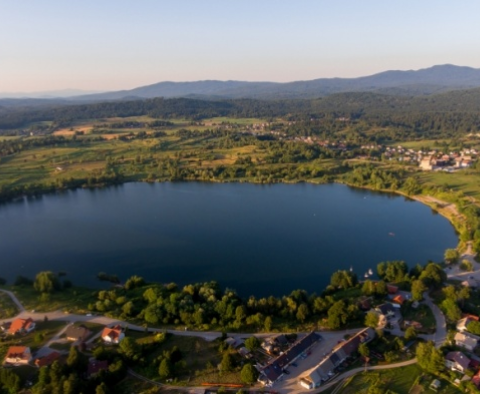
2 87 480 131
71 64 480 101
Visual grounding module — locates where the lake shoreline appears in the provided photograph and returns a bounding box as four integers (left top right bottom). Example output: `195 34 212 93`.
0 179 459 296
1 175 464 249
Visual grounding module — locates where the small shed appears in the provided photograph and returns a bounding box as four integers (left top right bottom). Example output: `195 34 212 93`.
429 379 441 391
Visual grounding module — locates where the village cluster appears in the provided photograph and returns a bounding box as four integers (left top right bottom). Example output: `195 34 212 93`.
2 275 480 392
1 317 124 379
220 285 430 391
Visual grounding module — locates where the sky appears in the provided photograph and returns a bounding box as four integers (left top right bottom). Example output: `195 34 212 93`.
1 0 480 93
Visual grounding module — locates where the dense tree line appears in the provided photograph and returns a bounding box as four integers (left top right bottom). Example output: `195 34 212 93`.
73 259 448 332
1 91 480 137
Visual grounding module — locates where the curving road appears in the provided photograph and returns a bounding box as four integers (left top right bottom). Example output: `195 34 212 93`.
0 289 25 312
316 358 418 393
0 285 449 394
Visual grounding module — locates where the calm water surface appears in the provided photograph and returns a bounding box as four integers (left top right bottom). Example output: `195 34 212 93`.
0 183 457 297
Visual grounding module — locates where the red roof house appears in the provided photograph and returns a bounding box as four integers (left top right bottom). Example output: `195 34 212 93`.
8 318 36 335
4 346 32 365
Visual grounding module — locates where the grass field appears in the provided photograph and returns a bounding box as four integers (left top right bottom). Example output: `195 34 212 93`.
0 292 19 318
0 320 66 359
2 285 94 313
389 139 457 150
333 365 462 394
401 304 436 333
129 333 244 386
418 170 480 200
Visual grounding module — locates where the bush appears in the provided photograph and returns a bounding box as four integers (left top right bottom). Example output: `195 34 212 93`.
460 259 474 272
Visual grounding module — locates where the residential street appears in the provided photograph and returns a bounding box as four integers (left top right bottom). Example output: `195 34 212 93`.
0 283 449 394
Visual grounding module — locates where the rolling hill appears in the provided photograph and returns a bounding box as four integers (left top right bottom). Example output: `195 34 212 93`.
71 64 480 101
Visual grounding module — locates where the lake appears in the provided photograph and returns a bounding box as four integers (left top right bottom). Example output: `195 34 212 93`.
0 182 457 297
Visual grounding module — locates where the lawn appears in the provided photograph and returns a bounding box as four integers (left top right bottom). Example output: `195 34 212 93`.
0 320 66 358
49 342 73 351
417 170 480 200
401 303 436 333
77 321 105 337
4 285 94 313
333 365 462 394
0 292 19 318
129 333 244 386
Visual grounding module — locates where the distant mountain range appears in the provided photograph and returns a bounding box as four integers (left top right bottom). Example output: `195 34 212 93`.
68 64 480 101
0 89 103 99
2 65 480 106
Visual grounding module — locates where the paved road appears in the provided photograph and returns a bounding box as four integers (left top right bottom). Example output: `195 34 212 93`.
44 322 70 348
422 292 447 347
0 285 448 394
0 289 25 312
0 290 359 344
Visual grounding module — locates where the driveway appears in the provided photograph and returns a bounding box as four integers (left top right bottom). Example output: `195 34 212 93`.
446 242 480 285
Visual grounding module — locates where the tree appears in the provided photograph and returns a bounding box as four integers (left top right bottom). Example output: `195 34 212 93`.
124 275 145 290
376 261 408 282
404 326 417 340
244 336 261 352
330 270 357 289
264 316 272 332
0 368 21 394
144 305 162 324
240 363 259 384
13 275 33 286
467 321 480 335
158 358 172 379
62 374 79 394
375 280 388 296
118 337 140 360
122 301 135 316
361 280 375 296
34 271 61 293
220 352 235 373
411 279 427 301
403 177 421 195
441 298 462 322
460 259 473 271
34 332 45 344
365 312 379 328
96 382 109 394
358 343 370 358
296 303 310 323
66 346 80 369
327 300 348 329
416 341 444 374
444 248 459 264
419 263 446 289
235 305 247 322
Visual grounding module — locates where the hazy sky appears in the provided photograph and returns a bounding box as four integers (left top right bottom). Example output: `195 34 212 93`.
2 0 480 92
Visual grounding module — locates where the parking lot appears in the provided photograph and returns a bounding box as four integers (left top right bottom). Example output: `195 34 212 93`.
273 329 362 394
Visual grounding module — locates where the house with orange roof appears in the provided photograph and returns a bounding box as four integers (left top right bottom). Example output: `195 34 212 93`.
392 294 405 305
34 351 61 368
386 284 399 294
101 325 125 344
8 318 35 335
4 346 32 365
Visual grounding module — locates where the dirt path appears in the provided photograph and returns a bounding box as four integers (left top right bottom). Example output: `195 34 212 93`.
412 195 463 222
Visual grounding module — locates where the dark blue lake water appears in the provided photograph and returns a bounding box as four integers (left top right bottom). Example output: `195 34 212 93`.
0 182 457 297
